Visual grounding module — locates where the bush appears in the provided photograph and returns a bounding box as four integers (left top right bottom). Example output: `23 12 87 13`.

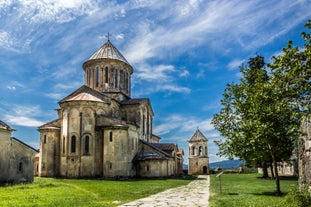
283 190 311 207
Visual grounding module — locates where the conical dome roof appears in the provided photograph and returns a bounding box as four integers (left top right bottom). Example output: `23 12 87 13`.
86 40 130 65
188 129 208 142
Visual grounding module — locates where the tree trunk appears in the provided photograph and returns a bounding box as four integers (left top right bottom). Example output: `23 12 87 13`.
262 161 269 178
270 163 275 179
272 157 281 194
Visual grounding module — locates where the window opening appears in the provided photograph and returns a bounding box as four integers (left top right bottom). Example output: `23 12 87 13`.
96 67 99 87
43 135 46 144
71 135 76 153
85 136 90 154
18 162 23 171
109 131 113 142
114 69 118 88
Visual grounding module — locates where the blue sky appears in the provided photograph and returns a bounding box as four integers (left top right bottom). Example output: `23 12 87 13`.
0 0 311 163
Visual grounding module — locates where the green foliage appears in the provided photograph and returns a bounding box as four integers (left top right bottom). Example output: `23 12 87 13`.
209 173 298 207
0 177 194 207
282 189 311 207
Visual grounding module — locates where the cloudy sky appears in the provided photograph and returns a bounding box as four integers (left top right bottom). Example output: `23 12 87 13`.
1 0 311 163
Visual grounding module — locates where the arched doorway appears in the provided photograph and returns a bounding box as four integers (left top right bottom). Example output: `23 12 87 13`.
203 166 208 174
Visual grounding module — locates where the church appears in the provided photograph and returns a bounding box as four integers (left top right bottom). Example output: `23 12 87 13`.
38 39 184 178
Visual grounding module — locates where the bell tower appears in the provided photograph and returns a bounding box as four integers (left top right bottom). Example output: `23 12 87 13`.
82 40 133 102
188 129 209 175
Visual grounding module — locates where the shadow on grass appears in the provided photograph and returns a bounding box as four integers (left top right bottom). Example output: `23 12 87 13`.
252 191 287 197
256 176 298 181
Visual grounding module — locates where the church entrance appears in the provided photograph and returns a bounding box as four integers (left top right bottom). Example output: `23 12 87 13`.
203 166 208 174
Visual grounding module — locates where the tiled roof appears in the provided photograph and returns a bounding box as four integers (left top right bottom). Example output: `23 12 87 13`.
0 120 14 131
121 98 149 105
151 143 177 152
189 129 208 142
86 40 130 66
11 137 38 153
59 85 111 104
133 150 168 161
38 119 61 130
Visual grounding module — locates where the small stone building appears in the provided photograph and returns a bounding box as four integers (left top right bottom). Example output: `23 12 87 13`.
188 129 209 175
38 40 183 178
0 120 38 183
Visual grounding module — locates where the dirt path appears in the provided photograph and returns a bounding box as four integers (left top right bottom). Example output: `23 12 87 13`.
119 175 210 207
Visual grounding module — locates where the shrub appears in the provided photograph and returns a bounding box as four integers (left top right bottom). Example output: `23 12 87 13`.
283 190 311 207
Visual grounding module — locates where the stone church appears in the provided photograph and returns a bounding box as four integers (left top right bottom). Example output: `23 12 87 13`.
0 120 38 183
38 39 183 178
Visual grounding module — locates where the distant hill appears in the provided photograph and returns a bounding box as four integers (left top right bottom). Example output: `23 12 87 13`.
209 160 244 169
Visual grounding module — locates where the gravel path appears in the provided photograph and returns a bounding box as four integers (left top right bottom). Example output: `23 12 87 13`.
119 175 210 207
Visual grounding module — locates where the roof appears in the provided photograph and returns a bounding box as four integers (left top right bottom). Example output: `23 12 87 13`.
11 137 38 153
133 150 168 161
59 85 111 104
188 129 208 142
38 119 61 130
121 98 149 105
0 120 14 131
85 40 131 66
150 143 177 153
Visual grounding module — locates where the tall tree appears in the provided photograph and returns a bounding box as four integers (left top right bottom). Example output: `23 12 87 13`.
212 55 295 194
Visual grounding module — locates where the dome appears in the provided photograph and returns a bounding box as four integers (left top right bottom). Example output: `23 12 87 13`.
85 40 130 66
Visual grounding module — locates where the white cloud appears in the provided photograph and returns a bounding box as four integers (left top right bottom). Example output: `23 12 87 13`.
154 114 214 135
4 115 45 127
228 59 245 70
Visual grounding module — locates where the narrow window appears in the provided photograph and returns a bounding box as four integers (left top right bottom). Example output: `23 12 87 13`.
89 69 92 87
146 165 150 171
125 72 129 92
43 135 46 144
19 162 23 172
114 69 118 88
109 162 112 169
96 67 99 87
85 136 89 154
71 135 76 153
105 67 108 83
120 70 124 89
109 131 113 142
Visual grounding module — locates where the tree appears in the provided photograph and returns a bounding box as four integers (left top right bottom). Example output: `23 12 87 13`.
212 55 295 194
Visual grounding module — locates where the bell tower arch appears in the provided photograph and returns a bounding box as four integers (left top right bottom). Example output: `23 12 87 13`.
188 129 209 175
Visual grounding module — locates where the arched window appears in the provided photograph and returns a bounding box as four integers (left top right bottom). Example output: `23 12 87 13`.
95 67 99 87
71 135 76 153
85 135 90 154
105 67 108 84
199 146 203 156
43 135 46 144
18 162 23 172
114 69 118 88
192 146 196 156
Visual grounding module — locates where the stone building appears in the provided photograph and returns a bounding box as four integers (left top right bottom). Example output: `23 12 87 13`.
38 40 183 178
188 129 209 175
0 120 38 183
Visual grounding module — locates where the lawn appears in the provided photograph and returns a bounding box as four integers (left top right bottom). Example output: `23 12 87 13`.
0 177 195 207
209 173 299 207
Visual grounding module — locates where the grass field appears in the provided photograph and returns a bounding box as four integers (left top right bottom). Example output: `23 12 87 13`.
209 173 299 207
0 177 194 207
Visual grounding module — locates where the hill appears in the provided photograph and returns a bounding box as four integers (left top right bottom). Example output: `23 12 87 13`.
209 160 244 169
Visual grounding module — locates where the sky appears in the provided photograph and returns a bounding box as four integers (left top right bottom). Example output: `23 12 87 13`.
1 0 311 164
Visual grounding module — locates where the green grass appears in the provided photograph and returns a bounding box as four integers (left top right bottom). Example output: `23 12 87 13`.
209 173 299 207
0 176 195 207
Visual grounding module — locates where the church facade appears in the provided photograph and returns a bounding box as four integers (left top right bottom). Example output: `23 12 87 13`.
38 40 183 178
